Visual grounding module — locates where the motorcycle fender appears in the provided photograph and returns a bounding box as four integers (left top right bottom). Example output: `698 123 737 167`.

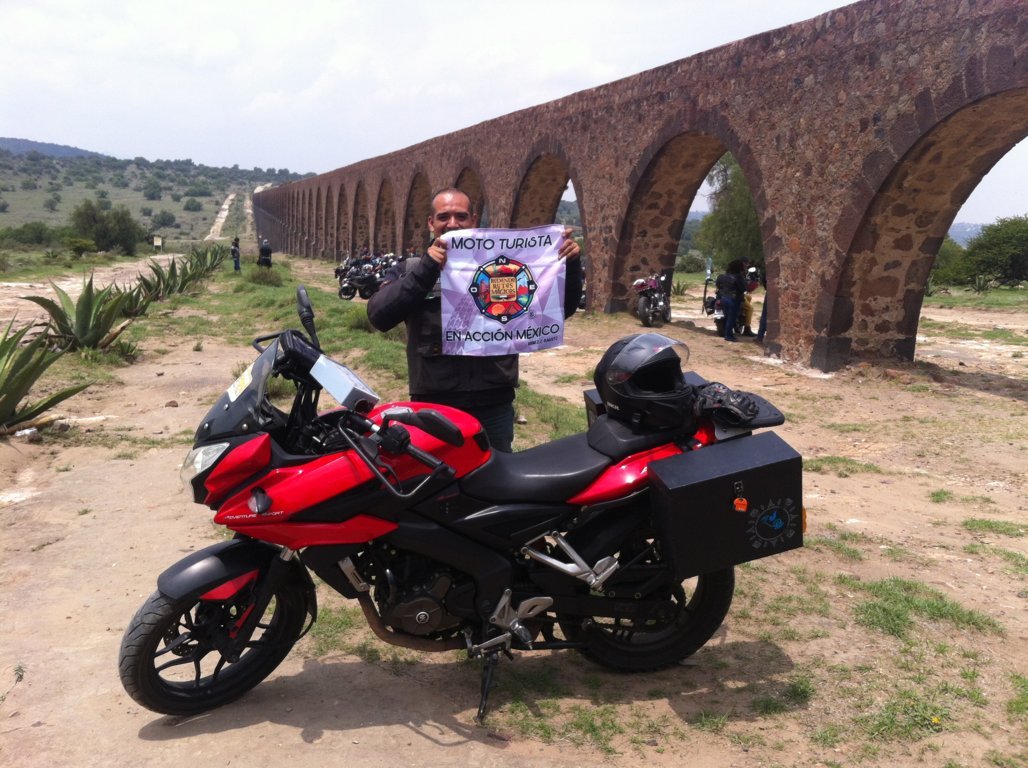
156 539 317 618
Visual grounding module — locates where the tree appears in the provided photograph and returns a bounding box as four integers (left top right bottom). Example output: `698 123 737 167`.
694 155 763 267
183 198 203 212
964 215 1028 284
69 199 145 255
142 178 163 201
151 210 176 228
930 236 969 284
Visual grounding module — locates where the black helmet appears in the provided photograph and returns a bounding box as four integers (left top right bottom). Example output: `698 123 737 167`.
594 333 695 433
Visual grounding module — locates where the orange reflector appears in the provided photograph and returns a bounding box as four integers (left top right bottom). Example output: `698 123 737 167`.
802 506 807 532
733 497 749 512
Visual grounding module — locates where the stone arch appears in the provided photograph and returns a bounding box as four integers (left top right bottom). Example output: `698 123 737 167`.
817 87 1028 370
611 129 732 311
335 185 350 261
511 149 570 228
403 171 432 255
455 166 487 226
374 178 397 255
351 181 370 255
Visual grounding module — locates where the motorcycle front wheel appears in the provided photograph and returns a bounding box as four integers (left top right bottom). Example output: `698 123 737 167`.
638 297 654 327
118 579 308 716
338 284 357 300
559 567 734 671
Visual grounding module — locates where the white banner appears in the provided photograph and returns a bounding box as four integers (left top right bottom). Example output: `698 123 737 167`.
439 225 567 356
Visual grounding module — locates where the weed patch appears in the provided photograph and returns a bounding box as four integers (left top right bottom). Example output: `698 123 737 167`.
836 575 1003 639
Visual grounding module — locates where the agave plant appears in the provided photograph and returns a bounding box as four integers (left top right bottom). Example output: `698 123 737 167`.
112 282 155 318
21 273 133 351
0 319 90 433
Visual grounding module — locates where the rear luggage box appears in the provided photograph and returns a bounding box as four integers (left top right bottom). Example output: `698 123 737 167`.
650 432 803 578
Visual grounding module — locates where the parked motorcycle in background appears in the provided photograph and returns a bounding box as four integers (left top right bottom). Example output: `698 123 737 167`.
633 267 674 327
701 277 742 338
701 267 759 338
335 254 398 300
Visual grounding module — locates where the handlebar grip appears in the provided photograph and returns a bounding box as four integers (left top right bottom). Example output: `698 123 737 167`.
407 443 446 471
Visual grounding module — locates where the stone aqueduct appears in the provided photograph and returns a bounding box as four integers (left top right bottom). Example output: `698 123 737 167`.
253 0 1026 371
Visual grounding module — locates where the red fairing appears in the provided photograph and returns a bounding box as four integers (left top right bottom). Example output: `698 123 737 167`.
368 402 491 476
213 451 377 527
567 443 683 505
218 515 398 549
204 434 272 504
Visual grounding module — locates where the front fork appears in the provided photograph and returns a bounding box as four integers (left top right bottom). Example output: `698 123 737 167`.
220 547 299 662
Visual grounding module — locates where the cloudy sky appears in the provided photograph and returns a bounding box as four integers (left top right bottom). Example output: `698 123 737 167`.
1 0 1022 223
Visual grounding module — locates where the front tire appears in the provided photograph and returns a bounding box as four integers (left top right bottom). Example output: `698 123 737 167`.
638 297 654 327
338 284 357 300
118 578 308 716
560 567 735 671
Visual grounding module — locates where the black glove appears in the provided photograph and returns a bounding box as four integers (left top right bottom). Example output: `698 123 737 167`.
694 382 759 426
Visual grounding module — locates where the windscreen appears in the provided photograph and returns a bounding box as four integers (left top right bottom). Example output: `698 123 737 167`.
194 339 282 441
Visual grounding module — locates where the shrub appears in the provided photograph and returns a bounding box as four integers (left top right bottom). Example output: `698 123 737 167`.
246 265 283 287
183 198 203 212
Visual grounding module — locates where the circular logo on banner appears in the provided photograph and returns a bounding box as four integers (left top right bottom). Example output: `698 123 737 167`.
468 256 537 324
746 497 799 550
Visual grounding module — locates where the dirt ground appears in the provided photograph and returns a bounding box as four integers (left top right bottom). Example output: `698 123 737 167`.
0 259 1025 768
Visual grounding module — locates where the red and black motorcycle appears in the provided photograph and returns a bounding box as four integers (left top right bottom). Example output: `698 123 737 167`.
119 286 804 720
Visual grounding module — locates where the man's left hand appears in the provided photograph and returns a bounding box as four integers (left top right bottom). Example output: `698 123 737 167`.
558 227 580 261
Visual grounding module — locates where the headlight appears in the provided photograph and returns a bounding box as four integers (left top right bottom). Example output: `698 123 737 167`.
180 442 230 486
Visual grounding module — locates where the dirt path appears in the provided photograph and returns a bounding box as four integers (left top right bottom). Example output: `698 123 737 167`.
0 266 1025 767
204 193 235 242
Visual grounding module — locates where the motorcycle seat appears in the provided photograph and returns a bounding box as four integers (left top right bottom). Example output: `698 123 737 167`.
460 432 611 503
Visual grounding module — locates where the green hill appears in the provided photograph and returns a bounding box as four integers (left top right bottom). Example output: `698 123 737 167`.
0 140 311 243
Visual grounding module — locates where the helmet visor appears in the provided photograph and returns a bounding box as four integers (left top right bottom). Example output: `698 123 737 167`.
604 333 690 385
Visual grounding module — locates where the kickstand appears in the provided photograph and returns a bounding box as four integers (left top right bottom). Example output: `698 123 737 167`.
475 652 501 723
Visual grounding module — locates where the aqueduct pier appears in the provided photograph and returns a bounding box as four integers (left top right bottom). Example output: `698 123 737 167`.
253 0 1026 371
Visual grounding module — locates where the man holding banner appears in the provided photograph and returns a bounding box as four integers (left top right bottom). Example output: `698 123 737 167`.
367 188 583 452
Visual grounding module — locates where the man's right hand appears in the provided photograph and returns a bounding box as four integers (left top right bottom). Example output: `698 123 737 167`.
427 237 447 267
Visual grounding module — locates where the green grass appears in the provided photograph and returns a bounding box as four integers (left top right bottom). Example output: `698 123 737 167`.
963 543 1028 576
804 455 884 477
857 687 948 741
837 575 1004 639
805 524 867 561
922 285 1028 311
963 518 1025 537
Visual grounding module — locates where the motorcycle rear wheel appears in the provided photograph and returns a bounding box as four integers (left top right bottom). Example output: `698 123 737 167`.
358 285 375 300
559 567 734 671
338 284 357 300
638 297 654 327
118 580 308 716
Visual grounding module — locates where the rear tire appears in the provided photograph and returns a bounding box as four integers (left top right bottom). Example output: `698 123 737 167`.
714 318 725 336
118 579 308 716
560 567 734 671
